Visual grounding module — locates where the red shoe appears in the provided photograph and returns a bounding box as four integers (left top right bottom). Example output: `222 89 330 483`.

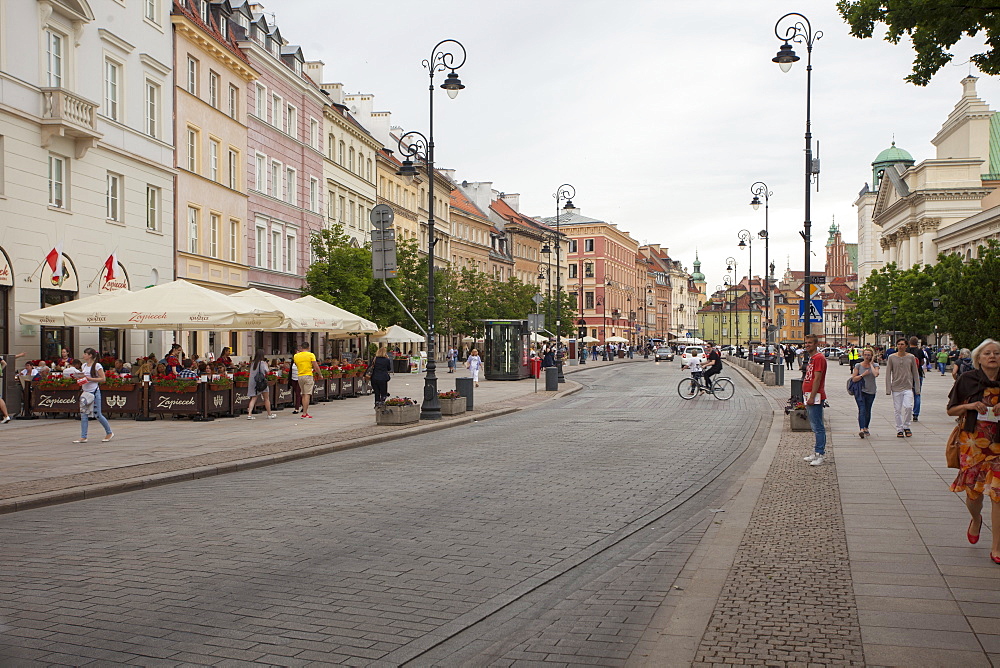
969 516 983 544
301 413 313 418
991 553 1000 565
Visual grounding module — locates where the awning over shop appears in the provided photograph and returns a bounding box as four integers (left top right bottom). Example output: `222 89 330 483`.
293 295 379 335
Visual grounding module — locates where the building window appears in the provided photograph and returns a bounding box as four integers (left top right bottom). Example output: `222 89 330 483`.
146 185 159 230
188 207 199 254
339 196 345 222
228 149 238 189
218 15 227 39
285 233 295 273
229 219 239 261
271 229 281 271
209 71 219 108
285 104 296 137
228 84 238 119
271 93 281 128
187 57 197 95
309 118 318 149
255 153 265 191
348 147 355 172
104 59 120 121
255 224 266 266
45 30 64 87
585 239 594 252
186 128 198 172
106 173 121 221
209 214 219 258
270 160 280 198
584 262 594 278
209 140 219 181
367 159 372 181
349 200 355 227
339 141 345 165
309 177 318 212
568 263 577 279
48 154 65 208
284 167 295 204
145 80 159 137
198 0 208 21
585 292 594 309
255 84 265 119
144 0 157 23
570 239 578 253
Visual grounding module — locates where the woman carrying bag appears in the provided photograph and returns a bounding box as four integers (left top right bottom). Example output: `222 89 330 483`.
948 339 1000 562
850 348 879 438
368 347 392 408
245 348 276 420
466 348 483 387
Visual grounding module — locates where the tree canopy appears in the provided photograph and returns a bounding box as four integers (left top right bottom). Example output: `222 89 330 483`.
837 0 1000 85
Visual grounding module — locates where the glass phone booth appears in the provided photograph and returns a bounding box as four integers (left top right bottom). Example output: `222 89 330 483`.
483 320 530 380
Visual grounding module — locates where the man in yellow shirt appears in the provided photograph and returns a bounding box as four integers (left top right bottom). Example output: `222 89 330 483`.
293 341 322 418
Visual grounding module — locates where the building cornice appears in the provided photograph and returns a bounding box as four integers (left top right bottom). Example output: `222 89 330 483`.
173 16 258 81
139 53 171 77
238 39 326 104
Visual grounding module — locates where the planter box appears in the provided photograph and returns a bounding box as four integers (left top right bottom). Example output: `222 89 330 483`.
789 409 812 432
343 377 358 397
233 386 252 414
274 382 294 408
439 396 466 416
150 388 200 414
102 388 142 414
32 387 81 413
376 403 419 425
205 387 232 415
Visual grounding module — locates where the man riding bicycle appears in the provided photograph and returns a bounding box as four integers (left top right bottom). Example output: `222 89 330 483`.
702 342 721 391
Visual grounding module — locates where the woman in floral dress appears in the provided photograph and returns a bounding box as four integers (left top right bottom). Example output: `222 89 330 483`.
949 339 1000 562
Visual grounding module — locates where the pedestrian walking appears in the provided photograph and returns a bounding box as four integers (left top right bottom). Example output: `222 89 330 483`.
784 344 796 370
289 358 302 414
72 347 114 443
938 347 951 376
848 346 860 371
947 339 1000 562
801 334 828 466
850 347 879 438
908 337 927 421
293 341 322 419
466 348 483 387
447 347 457 373
885 338 921 438
245 348 275 419
796 345 806 370
367 346 392 407
953 348 974 380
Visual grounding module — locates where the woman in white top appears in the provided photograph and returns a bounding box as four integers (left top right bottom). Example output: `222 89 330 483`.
75 347 113 443
467 348 483 387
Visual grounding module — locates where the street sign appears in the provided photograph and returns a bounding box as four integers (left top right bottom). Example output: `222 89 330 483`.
805 275 826 284
371 228 396 242
799 299 823 323
806 283 822 298
370 203 395 230
527 313 544 333
371 223 398 279
531 294 544 306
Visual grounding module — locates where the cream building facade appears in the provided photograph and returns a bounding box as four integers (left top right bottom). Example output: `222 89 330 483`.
171 0 257 356
0 0 175 360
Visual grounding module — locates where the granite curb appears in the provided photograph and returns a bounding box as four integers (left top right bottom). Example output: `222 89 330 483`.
629 358 786 666
0 359 647 514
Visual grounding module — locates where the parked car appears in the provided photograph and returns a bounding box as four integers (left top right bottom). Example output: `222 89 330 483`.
751 344 779 365
821 346 845 359
680 346 705 369
654 347 674 361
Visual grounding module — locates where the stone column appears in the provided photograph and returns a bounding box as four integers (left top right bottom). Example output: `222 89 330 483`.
898 228 911 269
919 218 940 265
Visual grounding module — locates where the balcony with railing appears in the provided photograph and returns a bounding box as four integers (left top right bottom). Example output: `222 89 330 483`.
40 88 102 158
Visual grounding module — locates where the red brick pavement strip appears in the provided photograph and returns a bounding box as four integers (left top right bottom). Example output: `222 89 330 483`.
0 360 643 514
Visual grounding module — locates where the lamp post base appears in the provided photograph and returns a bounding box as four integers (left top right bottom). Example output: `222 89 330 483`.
420 375 442 420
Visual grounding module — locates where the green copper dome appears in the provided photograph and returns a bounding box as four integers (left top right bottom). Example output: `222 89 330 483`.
873 142 913 165
691 253 705 282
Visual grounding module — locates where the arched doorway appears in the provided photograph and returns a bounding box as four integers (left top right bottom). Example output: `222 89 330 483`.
39 253 79 360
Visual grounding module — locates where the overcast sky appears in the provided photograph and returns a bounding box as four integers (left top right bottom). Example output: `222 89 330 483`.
274 0 998 290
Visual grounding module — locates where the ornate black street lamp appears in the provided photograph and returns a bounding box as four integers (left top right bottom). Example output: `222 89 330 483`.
772 13 821 338
738 229 755 345
891 304 898 343
726 256 738 350
873 308 880 348
553 184 575 382
932 297 941 347
395 39 466 421
750 182 773 347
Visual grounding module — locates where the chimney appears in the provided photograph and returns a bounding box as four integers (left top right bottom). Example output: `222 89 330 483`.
500 192 520 212
460 181 494 214
962 75 979 99
304 60 324 84
321 82 343 105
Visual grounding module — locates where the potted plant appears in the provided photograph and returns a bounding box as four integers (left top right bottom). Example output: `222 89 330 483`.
233 370 250 387
438 389 466 416
33 376 79 390
208 376 233 391
151 373 198 393
376 396 419 425
787 401 812 432
103 372 139 391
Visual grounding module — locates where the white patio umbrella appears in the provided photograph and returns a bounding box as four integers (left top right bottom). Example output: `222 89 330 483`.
19 289 130 327
605 335 630 343
581 335 600 343
528 332 549 343
230 288 345 331
57 279 285 330
293 295 379 334
372 325 425 344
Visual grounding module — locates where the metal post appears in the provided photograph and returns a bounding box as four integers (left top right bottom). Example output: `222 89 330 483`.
554 184 575 383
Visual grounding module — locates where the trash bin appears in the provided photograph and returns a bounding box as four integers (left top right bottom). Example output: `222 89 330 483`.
530 357 542 378
790 377 803 403
392 357 409 373
456 377 474 410
774 362 784 386
544 366 559 391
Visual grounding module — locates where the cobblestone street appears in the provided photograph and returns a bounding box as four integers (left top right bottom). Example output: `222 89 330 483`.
0 361 769 666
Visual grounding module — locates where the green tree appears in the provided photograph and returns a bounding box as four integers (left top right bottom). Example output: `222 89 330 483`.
837 0 1000 85
934 241 1000 348
539 291 578 338
305 225 373 317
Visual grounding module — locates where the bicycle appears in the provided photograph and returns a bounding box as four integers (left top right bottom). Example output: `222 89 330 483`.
677 373 734 401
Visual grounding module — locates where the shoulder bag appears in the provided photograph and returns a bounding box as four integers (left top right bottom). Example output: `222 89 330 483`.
946 418 963 469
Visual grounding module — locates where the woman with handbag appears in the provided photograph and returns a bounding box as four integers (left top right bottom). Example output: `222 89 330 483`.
245 348 276 419
466 348 483 387
369 347 392 408
948 339 1000 562
850 348 879 438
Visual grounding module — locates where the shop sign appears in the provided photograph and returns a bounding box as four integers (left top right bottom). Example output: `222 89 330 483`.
0 248 12 287
100 262 130 292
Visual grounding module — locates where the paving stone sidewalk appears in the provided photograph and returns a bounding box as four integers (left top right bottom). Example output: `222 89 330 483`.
653 360 1000 667
0 358 639 510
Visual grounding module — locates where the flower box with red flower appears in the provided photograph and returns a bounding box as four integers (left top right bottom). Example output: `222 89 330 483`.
208 376 233 391
376 396 419 425
33 376 79 390
266 372 279 386
438 390 466 416
103 372 139 391
151 374 198 393
233 370 250 387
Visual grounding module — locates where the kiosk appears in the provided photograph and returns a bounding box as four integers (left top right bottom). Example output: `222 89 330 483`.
483 320 531 380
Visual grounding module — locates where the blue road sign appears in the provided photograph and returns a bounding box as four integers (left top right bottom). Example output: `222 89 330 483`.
799 299 823 323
